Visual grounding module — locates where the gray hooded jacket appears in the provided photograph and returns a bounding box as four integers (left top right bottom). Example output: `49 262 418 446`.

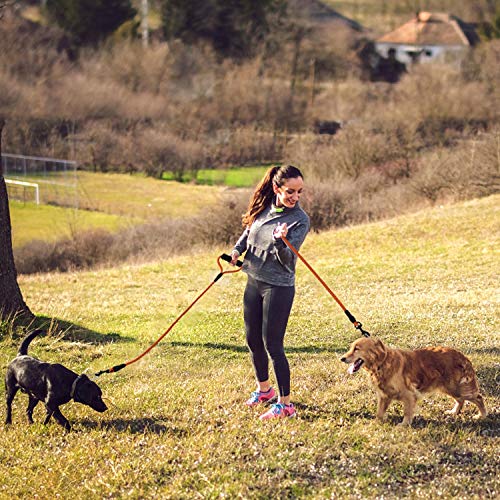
233 203 310 286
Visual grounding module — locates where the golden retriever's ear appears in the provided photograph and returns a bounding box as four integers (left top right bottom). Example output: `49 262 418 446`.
374 338 386 352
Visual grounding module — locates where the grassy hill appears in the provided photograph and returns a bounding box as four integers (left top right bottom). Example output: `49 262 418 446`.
10 201 125 248
9 171 227 248
1 195 498 498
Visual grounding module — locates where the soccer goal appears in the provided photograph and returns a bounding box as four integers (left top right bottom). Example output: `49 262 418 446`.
5 179 40 205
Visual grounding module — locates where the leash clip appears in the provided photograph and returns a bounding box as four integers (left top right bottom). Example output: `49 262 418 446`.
355 322 371 337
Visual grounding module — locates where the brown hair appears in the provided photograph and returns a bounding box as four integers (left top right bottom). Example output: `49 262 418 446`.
241 164 303 226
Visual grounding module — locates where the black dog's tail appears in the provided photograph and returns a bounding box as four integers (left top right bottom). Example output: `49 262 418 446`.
18 330 44 356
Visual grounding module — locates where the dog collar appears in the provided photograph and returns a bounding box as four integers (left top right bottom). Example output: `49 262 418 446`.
70 375 83 400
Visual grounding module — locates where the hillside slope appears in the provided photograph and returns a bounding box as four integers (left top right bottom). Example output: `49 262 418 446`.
2 194 498 498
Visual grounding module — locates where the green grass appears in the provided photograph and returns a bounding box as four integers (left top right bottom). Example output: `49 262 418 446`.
162 166 269 187
9 201 125 248
1 195 498 498
8 171 226 247
77 171 224 218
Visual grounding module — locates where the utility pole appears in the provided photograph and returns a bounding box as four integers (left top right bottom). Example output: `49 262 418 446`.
141 0 149 48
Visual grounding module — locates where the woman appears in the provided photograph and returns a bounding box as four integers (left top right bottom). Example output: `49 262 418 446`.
230 165 310 420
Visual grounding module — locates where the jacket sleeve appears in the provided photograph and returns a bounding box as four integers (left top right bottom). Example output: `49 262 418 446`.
273 217 310 271
233 227 250 256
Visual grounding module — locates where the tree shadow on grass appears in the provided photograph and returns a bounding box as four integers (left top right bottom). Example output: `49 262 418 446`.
293 402 499 436
410 413 500 437
77 416 188 436
30 315 134 345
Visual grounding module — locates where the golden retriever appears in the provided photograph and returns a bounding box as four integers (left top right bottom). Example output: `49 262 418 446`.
341 337 487 426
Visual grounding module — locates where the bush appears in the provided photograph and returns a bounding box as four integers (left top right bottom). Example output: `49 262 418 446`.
286 124 395 182
411 130 500 202
135 127 207 179
14 229 114 274
300 181 351 230
394 64 493 146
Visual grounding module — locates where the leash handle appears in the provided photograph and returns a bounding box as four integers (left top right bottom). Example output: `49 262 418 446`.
219 253 243 267
281 235 370 337
214 254 243 282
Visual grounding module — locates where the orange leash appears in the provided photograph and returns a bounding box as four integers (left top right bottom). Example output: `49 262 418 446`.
95 254 242 376
281 235 370 337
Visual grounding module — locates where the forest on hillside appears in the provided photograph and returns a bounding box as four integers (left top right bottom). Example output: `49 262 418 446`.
1 0 499 273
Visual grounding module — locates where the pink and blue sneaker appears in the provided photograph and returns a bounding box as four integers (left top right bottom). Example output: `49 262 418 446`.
245 387 276 407
259 402 296 420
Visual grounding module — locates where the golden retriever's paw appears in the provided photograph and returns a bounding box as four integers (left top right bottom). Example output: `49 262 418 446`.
472 413 487 420
399 420 412 427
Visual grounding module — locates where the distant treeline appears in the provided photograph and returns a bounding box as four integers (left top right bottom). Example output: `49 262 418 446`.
2 2 499 273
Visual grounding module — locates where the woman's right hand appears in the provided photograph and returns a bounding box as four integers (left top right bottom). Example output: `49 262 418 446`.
230 250 240 266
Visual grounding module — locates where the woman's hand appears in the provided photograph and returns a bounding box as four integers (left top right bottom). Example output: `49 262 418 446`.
272 223 288 240
230 250 240 266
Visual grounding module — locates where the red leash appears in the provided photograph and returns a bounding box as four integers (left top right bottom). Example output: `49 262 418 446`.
95 254 242 376
281 235 370 337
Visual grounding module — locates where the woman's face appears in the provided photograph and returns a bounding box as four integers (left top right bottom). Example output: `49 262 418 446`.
273 176 304 209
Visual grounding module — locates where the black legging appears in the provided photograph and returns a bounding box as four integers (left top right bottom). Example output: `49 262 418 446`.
243 275 295 397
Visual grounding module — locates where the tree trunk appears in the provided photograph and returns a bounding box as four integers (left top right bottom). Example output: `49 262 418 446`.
0 118 33 321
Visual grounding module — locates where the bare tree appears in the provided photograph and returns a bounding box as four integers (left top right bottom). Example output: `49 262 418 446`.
0 0 34 321
0 119 33 321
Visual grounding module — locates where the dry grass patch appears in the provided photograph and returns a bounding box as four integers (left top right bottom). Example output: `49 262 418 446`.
1 195 498 498
75 171 224 219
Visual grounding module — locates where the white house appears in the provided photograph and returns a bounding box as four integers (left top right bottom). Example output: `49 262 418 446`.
375 12 480 65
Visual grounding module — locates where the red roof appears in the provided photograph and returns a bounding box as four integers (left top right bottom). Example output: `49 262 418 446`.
377 12 478 46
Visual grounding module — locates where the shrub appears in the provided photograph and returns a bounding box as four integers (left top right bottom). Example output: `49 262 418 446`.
0 11 70 84
134 127 207 179
300 181 351 230
209 127 283 167
14 229 114 274
193 189 250 245
462 39 500 93
75 121 123 172
411 130 500 202
285 124 394 182
394 64 494 146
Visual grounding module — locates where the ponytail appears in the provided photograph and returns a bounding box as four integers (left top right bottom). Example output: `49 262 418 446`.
242 165 303 226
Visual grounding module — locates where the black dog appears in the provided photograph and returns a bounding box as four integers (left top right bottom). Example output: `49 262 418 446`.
5 330 107 430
